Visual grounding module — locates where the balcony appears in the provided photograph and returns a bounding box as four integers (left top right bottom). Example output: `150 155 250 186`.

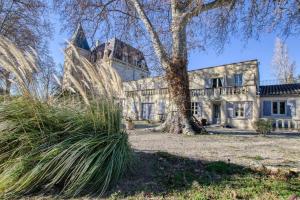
125 86 251 98
190 86 249 97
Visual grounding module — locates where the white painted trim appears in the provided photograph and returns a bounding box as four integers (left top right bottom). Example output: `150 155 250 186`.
271 100 286 116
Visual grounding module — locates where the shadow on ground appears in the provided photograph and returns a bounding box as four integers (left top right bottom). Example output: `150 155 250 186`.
18 151 299 199
106 151 299 199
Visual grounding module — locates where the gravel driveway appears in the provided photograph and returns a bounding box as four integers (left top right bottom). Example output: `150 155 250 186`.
128 129 300 170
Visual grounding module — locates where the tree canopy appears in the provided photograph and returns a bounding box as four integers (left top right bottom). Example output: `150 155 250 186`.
54 0 300 134
54 0 300 68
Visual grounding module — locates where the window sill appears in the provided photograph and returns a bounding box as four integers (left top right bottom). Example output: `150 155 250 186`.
263 115 292 119
232 117 248 120
271 114 287 116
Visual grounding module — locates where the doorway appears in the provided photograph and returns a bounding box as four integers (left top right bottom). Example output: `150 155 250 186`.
212 104 221 124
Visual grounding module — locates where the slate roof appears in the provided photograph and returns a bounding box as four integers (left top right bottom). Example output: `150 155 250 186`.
91 38 149 71
71 24 90 51
259 83 300 96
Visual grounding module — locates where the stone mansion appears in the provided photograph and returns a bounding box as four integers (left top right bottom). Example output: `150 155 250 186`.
63 25 300 131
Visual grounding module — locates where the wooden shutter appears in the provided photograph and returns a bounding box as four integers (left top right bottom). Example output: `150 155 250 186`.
221 77 225 87
131 101 137 112
287 100 296 117
262 101 271 116
227 102 234 118
245 102 253 119
240 74 243 86
205 79 211 88
197 102 202 117
227 76 234 87
159 101 165 114
148 104 153 119
223 75 228 87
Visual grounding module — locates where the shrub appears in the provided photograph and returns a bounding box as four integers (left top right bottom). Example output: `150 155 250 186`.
0 98 131 198
254 119 273 135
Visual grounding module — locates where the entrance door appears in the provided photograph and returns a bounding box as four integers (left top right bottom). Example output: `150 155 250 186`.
142 103 154 120
212 104 221 124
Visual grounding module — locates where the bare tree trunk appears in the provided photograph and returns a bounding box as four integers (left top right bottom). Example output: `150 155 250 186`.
153 57 206 135
167 57 192 134
128 0 209 134
153 9 206 135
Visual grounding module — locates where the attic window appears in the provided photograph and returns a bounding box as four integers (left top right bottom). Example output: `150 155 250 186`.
138 62 142 68
122 52 128 62
140 60 146 68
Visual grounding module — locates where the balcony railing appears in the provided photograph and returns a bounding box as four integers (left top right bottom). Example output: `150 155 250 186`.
190 86 249 97
261 118 300 131
125 86 250 97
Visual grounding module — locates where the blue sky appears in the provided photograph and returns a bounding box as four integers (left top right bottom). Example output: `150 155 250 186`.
49 13 300 82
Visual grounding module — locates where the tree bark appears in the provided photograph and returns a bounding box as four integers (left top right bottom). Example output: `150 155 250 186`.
153 7 206 135
128 0 213 134
153 56 206 135
167 57 193 135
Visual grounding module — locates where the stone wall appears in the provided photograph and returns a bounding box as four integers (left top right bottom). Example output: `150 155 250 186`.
123 60 260 129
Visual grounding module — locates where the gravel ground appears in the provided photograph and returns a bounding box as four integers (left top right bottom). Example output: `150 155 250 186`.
128 129 300 170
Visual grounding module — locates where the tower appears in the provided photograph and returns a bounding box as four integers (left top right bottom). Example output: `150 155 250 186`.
62 24 150 92
62 24 91 90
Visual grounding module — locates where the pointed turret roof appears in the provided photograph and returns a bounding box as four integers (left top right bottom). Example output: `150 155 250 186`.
71 23 90 51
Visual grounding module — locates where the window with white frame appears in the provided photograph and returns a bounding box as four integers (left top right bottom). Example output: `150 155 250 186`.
272 101 286 115
234 73 243 86
191 102 201 116
212 77 223 88
234 102 245 117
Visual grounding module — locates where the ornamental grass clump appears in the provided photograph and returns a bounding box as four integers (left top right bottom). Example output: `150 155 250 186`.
0 36 131 198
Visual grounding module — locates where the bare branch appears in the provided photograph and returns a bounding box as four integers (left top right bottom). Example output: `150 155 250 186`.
182 0 235 25
128 0 170 67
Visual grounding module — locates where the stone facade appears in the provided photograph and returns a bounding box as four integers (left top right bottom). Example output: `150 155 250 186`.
123 60 260 129
260 95 300 130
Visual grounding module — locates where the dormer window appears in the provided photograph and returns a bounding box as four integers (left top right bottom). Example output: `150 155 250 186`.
137 62 142 68
122 52 128 62
140 60 145 68
133 58 138 66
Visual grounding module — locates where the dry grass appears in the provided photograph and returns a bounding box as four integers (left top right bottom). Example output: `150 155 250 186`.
0 37 38 97
0 36 124 104
64 44 124 105
0 36 131 198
